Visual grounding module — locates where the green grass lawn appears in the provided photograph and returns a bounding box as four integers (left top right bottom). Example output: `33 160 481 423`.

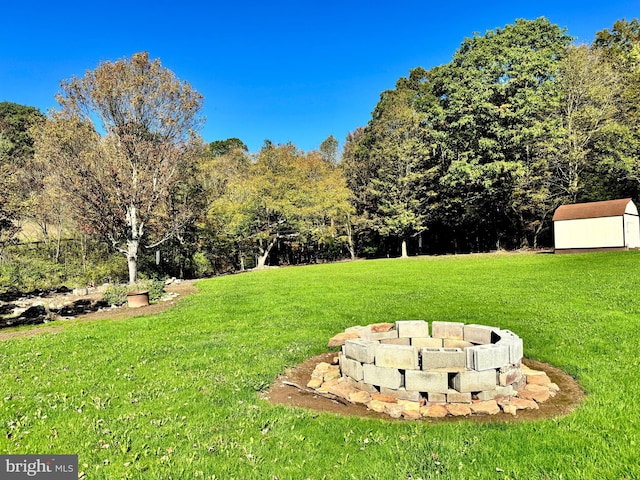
1 252 639 479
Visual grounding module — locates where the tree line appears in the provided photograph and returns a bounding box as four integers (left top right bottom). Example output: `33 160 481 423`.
343 17 640 255
1 18 639 289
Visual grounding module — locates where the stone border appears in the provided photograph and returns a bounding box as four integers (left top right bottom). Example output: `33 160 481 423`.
315 321 559 418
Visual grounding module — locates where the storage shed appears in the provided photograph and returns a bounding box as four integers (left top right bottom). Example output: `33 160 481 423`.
553 198 640 253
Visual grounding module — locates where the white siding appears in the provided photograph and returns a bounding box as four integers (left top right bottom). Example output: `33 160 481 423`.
554 216 624 249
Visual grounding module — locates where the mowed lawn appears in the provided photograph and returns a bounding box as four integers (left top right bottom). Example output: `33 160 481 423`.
1 252 639 479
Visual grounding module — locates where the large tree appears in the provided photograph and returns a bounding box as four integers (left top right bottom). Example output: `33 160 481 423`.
207 142 352 268
431 18 572 249
343 73 435 257
541 45 627 204
0 102 44 250
593 19 640 196
34 52 203 284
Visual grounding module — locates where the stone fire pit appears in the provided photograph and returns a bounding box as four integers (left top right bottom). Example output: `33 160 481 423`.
308 321 559 419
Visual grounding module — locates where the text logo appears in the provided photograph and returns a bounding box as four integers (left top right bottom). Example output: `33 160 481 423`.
0 455 77 479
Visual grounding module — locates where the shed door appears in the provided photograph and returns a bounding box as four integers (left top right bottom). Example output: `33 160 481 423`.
625 215 640 248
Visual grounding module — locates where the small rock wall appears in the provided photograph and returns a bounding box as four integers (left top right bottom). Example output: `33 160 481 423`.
336 321 525 404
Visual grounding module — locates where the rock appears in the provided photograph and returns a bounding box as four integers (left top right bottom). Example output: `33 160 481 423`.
371 393 397 403
349 391 372 404
526 373 551 385
316 379 339 394
384 403 405 418
446 404 472 416
328 381 357 400
313 362 331 376
328 332 360 347
508 397 539 411
323 366 341 381
306 378 323 389
470 400 500 415
402 409 422 420
398 400 420 412
521 365 546 377
370 323 395 333
367 400 387 413
420 404 448 418
517 384 550 403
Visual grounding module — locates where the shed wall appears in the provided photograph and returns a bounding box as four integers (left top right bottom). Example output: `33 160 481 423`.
554 216 624 249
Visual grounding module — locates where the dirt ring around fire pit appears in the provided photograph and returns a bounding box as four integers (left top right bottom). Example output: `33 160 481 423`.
263 322 585 422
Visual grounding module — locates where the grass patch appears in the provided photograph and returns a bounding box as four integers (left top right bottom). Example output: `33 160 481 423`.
1 252 640 478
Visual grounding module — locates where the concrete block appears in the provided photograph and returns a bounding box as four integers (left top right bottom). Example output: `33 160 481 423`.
380 337 411 345
443 339 474 348
446 389 472 403
396 320 430 338
466 346 476 369
363 364 403 389
496 330 523 364
344 376 379 394
427 392 446 403
498 365 523 386
451 370 497 393
375 344 419 370
472 344 510 371
495 384 514 397
360 330 398 341
339 355 364 381
412 337 443 349
344 339 378 364
475 390 498 401
381 386 421 402
344 325 367 334
405 370 449 393
421 348 466 370
431 321 464 340
463 324 499 345
512 375 527 392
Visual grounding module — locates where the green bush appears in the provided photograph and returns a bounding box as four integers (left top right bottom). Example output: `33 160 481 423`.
139 278 165 303
75 253 128 286
0 256 65 293
101 279 165 306
192 251 214 278
101 284 129 306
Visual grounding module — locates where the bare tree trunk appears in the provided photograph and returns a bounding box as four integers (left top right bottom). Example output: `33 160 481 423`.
346 220 355 260
127 239 139 284
256 237 277 269
238 245 245 271
126 204 143 284
55 218 62 263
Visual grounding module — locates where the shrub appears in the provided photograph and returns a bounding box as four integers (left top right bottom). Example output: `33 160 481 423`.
101 279 165 306
102 284 129 306
138 278 165 303
193 251 214 278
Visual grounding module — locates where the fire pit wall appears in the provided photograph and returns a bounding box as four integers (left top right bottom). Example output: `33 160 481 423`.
339 321 525 403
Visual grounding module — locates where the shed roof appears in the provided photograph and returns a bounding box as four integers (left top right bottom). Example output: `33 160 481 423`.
552 198 635 221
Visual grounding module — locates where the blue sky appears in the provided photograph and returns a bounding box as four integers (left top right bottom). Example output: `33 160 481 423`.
1 1 638 153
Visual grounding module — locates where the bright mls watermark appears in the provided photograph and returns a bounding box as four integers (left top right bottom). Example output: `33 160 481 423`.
0 455 77 479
